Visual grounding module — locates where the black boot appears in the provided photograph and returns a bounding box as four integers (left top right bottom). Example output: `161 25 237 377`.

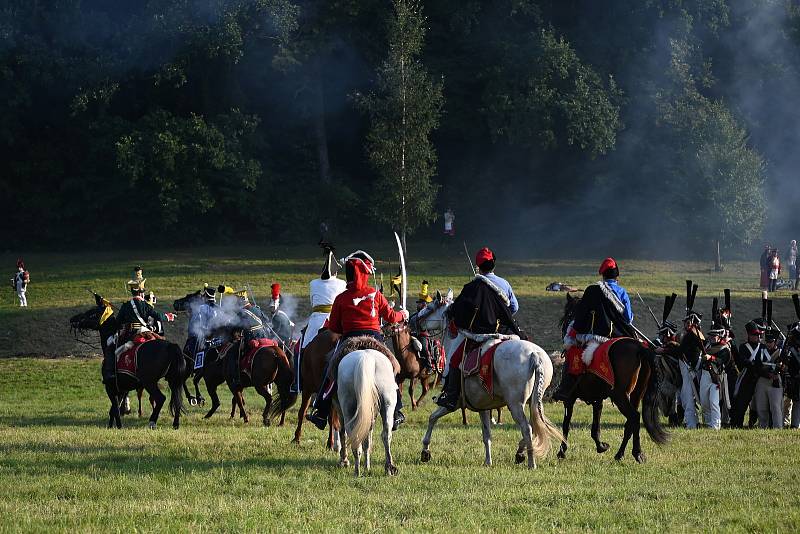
436 368 461 410
306 380 335 430
553 373 578 402
393 390 405 431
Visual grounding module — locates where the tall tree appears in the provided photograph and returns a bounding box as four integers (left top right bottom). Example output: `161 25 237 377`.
356 0 443 251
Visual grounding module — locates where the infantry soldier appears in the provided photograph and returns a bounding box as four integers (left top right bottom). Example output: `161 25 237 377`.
268 283 295 350
306 250 409 430
699 327 731 429
730 320 769 427
437 247 523 410
554 257 635 402
755 326 784 428
676 281 702 429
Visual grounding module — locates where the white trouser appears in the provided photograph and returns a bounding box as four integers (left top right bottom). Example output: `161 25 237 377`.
698 370 721 430
784 398 793 428
679 361 698 429
17 288 27 307
754 377 783 429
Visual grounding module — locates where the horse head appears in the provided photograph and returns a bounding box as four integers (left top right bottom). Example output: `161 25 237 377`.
173 290 202 312
559 293 581 337
413 288 453 334
70 295 116 335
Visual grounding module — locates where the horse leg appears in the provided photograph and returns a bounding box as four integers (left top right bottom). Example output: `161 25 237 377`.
137 388 143 418
331 410 342 453
293 391 312 444
408 378 417 411
204 383 221 418
193 372 205 406
233 391 249 423
613 393 640 462
338 423 349 468
591 401 610 453
421 405 455 463
461 407 468 426
145 383 166 429
255 384 272 427
278 410 286 427
507 402 535 469
382 400 398 476
364 422 373 473
479 410 493 466
416 375 431 407
557 400 575 459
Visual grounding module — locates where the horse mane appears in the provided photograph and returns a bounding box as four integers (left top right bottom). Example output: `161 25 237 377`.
559 294 581 333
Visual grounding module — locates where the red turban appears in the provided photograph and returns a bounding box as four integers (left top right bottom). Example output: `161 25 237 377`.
598 257 617 276
475 247 494 267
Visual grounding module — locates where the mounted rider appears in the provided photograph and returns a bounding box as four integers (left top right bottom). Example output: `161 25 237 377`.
184 284 218 363
222 288 272 390
436 247 522 410
103 275 175 383
305 250 409 431
554 257 635 402
267 283 295 351
411 280 441 372
293 243 347 394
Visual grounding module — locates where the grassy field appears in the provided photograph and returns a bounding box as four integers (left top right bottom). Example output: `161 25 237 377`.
1 246 800 532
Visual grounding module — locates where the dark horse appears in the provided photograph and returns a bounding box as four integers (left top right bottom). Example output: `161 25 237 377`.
173 290 208 407
557 293 669 463
200 336 297 426
383 323 440 410
69 294 186 429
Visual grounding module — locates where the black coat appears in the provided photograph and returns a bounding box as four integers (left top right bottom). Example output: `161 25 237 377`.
450 276 521 336
572 283 634 339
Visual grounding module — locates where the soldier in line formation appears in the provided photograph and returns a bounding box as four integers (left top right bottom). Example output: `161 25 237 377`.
655 284 800 429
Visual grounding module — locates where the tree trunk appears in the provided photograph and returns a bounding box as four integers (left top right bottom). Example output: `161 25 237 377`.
714 239 723 272
311 59 331 184
402 229 407 256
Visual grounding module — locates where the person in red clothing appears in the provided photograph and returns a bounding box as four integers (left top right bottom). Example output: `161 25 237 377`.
306 250 409 431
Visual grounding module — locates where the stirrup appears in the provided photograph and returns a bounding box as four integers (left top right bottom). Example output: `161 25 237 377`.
392 411 406 431
306 411 327 430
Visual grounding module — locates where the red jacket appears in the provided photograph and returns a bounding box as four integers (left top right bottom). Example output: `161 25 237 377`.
327 285 405 335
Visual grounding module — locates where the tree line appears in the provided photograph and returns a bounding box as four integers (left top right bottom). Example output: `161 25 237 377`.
3 0 797 256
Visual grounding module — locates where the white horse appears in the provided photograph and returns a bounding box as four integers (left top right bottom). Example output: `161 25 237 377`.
414 291 564 469
334 349 398 477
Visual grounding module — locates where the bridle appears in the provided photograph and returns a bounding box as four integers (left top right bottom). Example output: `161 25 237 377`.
410 298 449 339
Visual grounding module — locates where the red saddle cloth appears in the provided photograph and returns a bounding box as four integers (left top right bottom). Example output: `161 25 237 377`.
240 338 278 377
450 339 505 395
565 338 625 387
116 335 155 377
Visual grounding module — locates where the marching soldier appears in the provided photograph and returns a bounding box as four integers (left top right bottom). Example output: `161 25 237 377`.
755 327 784 428
730 320 769 427
306 250 409 430
554 257 634 402
699 328 731 429
676 281 703 429
438 247 523 409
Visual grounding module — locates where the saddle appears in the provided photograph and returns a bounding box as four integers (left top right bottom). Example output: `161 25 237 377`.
240 338 278 378
564 338 624 387
114 333 161 377
328 336 401 381
450 338 505 394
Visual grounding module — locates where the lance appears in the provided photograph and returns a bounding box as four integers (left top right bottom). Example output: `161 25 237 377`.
636 291 660 329
463 241 476 276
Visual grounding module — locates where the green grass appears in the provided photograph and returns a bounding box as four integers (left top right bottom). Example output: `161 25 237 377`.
0 357 799 532
2 247 800 531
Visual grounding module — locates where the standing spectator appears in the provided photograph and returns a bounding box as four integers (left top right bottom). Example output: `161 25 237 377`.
790 240 799 290
443 208 455 238
12 259 29 307
768 249 781 292
759 244 770 289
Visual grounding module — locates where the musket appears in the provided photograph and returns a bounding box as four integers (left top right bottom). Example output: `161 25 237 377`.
629 322 656 348
463 241 476 276
636 291 660 329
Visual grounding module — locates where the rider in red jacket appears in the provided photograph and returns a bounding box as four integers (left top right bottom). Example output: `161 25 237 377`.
306 250 409 430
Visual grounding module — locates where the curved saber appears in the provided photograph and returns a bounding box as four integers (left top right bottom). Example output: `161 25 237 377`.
394 231 407 311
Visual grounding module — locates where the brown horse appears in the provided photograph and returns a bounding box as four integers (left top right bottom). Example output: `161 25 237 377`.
291 329 342 449
558 294 669 463
383 323 439 410
200 340 295 425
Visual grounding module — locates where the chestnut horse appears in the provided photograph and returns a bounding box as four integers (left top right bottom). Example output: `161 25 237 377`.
383 323 439 410
291 329 342 450
557 294 669 463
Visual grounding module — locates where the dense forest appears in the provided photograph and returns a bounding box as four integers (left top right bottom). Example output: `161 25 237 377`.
2 0 799 257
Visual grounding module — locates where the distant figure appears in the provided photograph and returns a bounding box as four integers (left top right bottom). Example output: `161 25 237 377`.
759 245 770 289
443 208 455 238
787 240 797 290
12 259 29 307
768 249 781 292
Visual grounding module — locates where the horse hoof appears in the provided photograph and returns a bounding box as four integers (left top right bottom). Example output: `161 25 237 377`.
338 459 350 468
597 442 610 453
148 421 156 430
199 398 206 407
173 424 179 430
614 453 624 461
204 413 213 419
189 397 198 407
420 450 431 463
386 464 398 476
557 450 566 460
634 453 646 464
514 452 525 464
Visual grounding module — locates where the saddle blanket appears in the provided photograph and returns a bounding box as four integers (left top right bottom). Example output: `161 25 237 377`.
565 338 623 387
450 339 505 395
241 338 278 378
115 335 156 377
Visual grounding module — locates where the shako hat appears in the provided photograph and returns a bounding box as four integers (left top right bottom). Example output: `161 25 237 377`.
745 320 764 335
417 280 433 303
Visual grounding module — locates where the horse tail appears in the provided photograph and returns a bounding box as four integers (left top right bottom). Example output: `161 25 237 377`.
345 352 379 448
528 349 565 459
168 343 187 417
268 347 299 421
641 347 669 445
